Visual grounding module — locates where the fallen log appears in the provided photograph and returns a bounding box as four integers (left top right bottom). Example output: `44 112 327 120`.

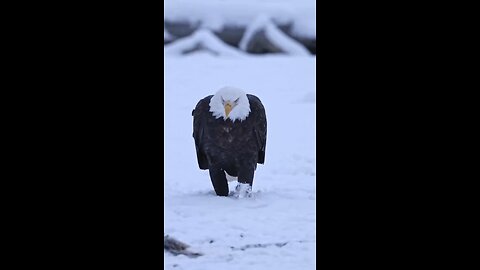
164 235 203 258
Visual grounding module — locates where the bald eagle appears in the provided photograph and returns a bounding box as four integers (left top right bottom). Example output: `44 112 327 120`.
192 87 267 197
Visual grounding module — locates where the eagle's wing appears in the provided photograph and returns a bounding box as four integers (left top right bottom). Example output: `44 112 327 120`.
247 94 267 164
192 95 213 169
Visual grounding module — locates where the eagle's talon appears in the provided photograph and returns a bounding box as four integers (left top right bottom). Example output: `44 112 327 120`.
233 183 252 198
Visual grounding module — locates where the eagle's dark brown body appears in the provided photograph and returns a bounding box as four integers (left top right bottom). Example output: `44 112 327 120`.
192 94 267 196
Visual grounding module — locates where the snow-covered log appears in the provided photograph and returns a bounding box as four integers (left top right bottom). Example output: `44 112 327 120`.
164 29 246 57
164 0 316 40
239 15 311 56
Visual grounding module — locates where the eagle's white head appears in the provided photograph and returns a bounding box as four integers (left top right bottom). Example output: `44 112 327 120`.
209 86 251 122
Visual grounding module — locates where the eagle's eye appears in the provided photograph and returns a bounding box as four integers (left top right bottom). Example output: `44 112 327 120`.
234 98 240 104
221 98 225 105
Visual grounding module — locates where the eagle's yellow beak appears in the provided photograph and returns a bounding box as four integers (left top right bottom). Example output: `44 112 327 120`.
224 102 233 117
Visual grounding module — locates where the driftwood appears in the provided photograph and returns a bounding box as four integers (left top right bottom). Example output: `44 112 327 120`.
238 15 310 56
164 20 315 54
164 30 245 57
164 235 203 258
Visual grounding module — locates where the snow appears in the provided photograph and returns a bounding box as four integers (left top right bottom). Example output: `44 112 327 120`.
239 14 311 56
164 30 246 57
164 53 316 269
225 171 237 182
164 0 316 39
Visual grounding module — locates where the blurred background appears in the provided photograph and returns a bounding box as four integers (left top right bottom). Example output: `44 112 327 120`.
164 0 316 56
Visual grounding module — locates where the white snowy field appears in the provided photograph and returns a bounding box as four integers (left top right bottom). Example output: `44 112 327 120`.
164 52 316 269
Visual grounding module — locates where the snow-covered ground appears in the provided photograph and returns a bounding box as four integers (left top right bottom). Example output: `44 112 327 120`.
164 52 316 269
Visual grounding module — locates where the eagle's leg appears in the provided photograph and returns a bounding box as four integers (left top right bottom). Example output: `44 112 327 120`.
238 164 255 186
208 167 229 196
